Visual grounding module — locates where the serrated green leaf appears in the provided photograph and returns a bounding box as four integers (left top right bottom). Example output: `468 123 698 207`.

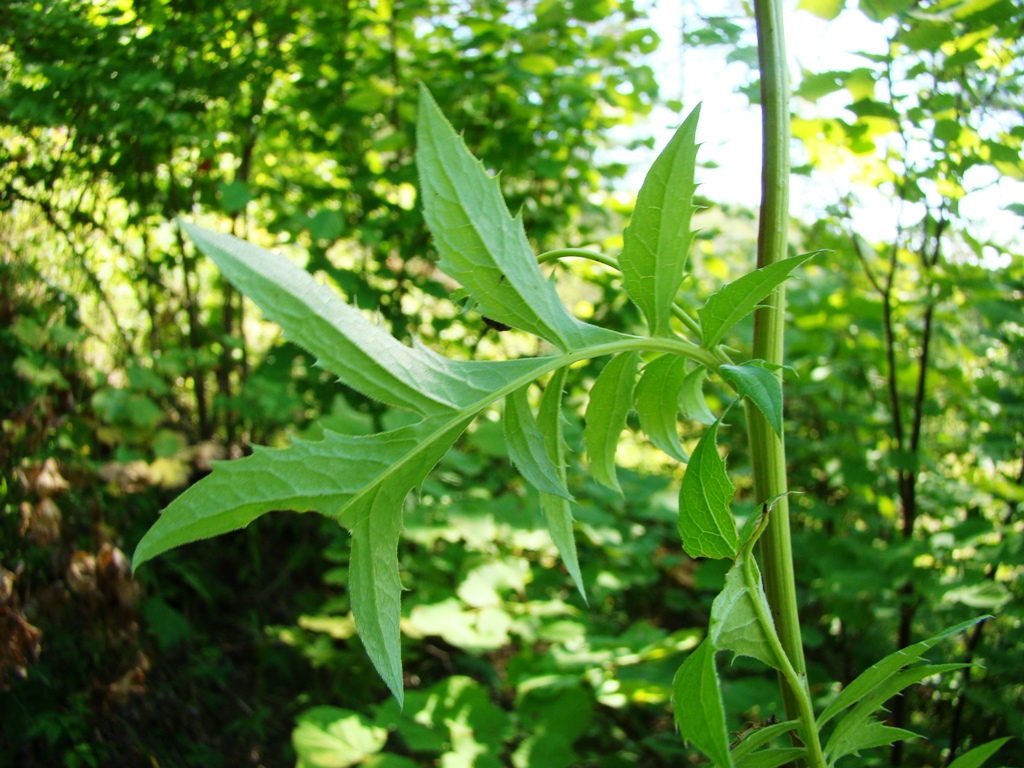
504 383 573 500
824 663 968 762
537 367 587 602
678 416 738 559
135 412 473 705
735 747 807 768
672 640 734 768
635 354 690 462
679 365 717 426
182 221 551 417
722 362 784 437
818 617 987 727
539 484 584 601
699 252 819 349
133 416 458 569
144 211 647 707
825 720 918 762
417 84 612 350
128 417 440 569
947 737 1010 768
730 720 800 764
620 105 701 336
709 547 779 669
584 351 640 493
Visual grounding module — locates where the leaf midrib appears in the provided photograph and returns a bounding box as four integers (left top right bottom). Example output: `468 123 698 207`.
342 335 721 529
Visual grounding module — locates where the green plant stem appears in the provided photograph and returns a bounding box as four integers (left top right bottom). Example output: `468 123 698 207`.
745 513 826 767
748 0 819 763
537 246 618 270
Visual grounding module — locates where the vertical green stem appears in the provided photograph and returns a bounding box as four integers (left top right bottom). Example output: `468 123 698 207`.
749 0 819 760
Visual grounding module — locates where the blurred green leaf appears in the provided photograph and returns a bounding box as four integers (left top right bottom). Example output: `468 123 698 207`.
293 707 387 768
218 180 252 213
797 0 845 20
947 737 1011 768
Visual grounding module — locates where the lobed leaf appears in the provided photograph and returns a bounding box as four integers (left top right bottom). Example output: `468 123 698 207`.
946 737 1010 768
678 415 738 559
825 720 918 763
417 84 613 351
620 105 702 336
722 361 784 438
584 351 640 493
730 720 801 764
818 617 987 727
144 209 641 704
537 366 587 601
678 365 717 426
133 417 460 569
672 639 734 768
345 416 480 704
824 663 968 763
134 412 473 700
635 353 691 462
698 252 819 349
504 383 573 500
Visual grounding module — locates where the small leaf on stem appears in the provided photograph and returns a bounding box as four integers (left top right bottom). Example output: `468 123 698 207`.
699 252 819 349
584 351 640 493
635 353 691 462
537 366 587 601
504 383 573 500
710 547 780 670
679 365 717 426
722 361 785 437
678 415 738 559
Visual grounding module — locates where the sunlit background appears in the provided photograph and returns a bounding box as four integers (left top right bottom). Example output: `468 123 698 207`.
634 0 1024 259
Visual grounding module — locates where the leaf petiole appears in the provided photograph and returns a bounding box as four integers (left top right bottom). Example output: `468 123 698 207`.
536 247 720 355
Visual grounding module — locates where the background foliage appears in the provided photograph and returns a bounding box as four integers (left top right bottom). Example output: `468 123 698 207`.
1 0 1021 766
